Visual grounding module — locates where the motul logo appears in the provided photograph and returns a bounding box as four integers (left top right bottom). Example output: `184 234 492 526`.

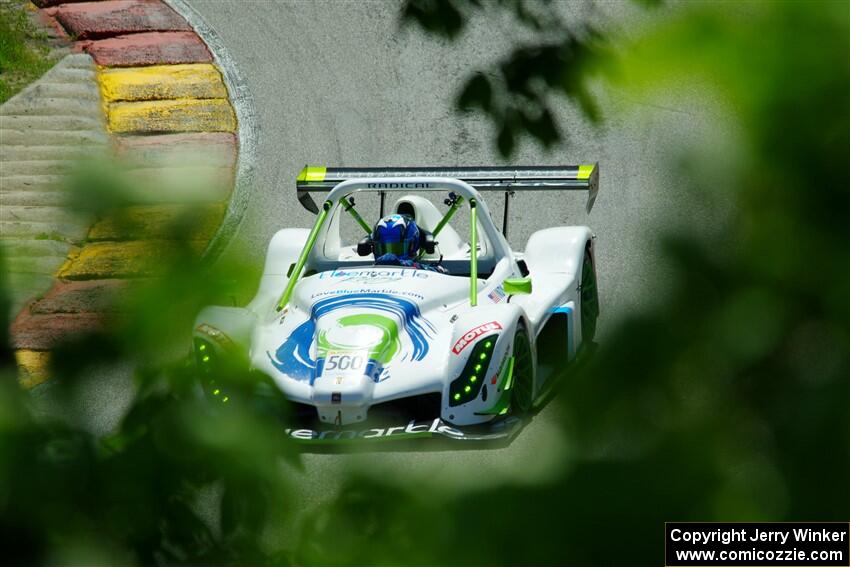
452 322 502 354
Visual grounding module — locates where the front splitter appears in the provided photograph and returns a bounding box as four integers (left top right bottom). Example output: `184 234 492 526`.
285 416 524 445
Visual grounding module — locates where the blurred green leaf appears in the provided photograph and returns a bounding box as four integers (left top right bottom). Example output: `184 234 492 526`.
1 1 848 565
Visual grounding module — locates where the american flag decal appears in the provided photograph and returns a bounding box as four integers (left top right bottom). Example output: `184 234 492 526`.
488 287 506 303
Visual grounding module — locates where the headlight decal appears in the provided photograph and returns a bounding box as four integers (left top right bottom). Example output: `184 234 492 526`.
194 338 229 403
449 334 499 407
476 356 515 416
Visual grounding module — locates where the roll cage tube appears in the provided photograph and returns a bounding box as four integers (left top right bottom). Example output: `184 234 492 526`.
276 200 332 311
433 193 464 237
282 178 514 312
341 197 371 234
469 198 478 307
276 193 481 310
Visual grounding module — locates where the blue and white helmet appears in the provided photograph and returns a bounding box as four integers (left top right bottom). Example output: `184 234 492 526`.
372 214 420 259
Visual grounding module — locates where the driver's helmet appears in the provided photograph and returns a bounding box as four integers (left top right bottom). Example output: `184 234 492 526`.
372 214 420 260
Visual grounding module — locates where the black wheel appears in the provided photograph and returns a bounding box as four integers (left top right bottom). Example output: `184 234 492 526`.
511 325 534 414
580 249 599 345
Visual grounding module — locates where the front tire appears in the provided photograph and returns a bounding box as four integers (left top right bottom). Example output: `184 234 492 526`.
511 325 534 414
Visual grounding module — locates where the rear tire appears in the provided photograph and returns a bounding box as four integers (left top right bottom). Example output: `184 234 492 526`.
511 325 534 414
580 249 599 345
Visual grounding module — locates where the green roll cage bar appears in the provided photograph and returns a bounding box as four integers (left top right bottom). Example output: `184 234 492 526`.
278 165 600 311
276 192 481 311
276 199 332 311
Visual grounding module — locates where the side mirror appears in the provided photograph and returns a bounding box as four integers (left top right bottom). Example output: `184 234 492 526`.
503 277 532 295
357 237 373 257
421 232 437 254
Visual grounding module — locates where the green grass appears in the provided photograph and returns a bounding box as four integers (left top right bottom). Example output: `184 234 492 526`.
34 231 72 243
0 1 52 103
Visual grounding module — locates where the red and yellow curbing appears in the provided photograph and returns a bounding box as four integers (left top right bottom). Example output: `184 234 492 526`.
99 63 228 100
11 0 241 385
106 98 236 132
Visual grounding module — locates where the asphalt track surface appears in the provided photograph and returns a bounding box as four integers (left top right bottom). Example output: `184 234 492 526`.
39 0 734 541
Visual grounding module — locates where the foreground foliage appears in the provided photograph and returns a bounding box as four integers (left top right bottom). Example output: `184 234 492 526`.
0 1 848 565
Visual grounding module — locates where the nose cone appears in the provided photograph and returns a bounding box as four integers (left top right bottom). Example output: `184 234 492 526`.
264 287 450 425
311 313 403 425
318 314 400 365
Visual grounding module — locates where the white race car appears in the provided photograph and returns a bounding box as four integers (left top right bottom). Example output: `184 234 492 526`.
194 165 600 442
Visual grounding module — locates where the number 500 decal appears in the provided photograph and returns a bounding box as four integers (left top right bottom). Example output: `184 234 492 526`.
325 353 365 373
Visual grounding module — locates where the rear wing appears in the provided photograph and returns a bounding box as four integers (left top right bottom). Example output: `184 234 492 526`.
295 164 600 215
